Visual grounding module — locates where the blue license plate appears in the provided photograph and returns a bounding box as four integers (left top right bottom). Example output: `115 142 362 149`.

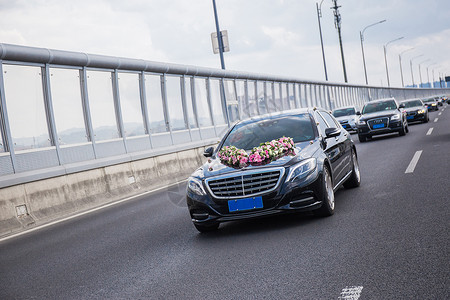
342 124 347 128
407 116 414 120
228 196 263 212
373 123 385 129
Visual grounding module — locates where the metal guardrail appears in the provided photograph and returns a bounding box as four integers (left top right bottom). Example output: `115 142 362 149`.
0 43 448 188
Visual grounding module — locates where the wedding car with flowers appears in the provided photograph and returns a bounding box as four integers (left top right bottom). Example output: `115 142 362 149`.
186 108 361 232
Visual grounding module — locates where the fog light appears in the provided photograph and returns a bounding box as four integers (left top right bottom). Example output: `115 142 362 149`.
192 212 209 220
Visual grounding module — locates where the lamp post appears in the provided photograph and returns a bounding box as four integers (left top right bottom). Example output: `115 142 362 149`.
212 0 225 69
331 0 347 82
316 0 328 81
426 63 436 88
383 36 404 87
410 54 423 88
418 59 430 88
360 20 386 85
398 47 414 87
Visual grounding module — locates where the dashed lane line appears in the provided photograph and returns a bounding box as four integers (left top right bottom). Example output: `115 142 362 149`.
434 118 439 123
338 286 363 300
438 112 442 116
426 128 433 135
405 150 423 174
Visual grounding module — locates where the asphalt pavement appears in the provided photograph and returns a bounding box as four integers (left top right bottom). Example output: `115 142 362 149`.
1 105 449 299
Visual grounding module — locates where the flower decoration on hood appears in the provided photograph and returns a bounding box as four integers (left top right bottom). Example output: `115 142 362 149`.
218 137 295 168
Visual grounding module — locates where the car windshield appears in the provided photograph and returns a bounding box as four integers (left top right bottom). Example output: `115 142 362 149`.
333 108 356 118
401 100 423 108
362 100 397 114
423 98 435 103
222 114 315 150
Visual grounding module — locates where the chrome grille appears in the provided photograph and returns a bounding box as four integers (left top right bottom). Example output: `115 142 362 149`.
205 168 284 199
367 117 389 130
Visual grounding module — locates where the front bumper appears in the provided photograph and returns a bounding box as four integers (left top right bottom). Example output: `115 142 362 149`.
406 112 427 122
187 167 323 224
357 120 403 137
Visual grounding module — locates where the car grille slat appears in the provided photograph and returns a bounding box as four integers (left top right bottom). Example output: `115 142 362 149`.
367 117 389 130
206 169 282 199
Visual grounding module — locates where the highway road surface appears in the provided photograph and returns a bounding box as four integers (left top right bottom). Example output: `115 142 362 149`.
1 105 449 299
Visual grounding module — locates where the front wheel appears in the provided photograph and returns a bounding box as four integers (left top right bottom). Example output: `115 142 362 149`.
313 167 335 217
358 134 366 143
344 150 361 189
399 122 406 136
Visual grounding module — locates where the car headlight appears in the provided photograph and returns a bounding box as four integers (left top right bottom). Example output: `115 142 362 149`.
432 103 437 106
417 109 426 114
187 177 206 195
357 120 366 125
390 114 401 120
286 158 317 182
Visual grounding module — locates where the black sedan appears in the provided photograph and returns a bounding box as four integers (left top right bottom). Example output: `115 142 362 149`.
423 97 439 111
400 99 429 123
186 108 361 232
356 98 408 143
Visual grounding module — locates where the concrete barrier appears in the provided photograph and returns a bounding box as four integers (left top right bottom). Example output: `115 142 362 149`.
0 145 213 239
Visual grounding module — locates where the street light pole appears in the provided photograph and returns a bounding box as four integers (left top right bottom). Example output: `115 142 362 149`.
212 0 225 70
398 47 414 87
360 20 386 85
383 36 404 87
331 0 347 82
410 54 423 88
418 59 430 88
316 0 328 81
426 63 436 88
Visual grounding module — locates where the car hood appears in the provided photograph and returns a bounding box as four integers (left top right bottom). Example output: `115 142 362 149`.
336 115 356 122
194 140 320 179
405 106 424 112
359 110 399 121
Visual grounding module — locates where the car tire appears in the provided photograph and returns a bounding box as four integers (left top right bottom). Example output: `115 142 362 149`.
344 150 361 189
313 166 335 217
405 123 409 133
399 122 406 136
358 134 366 143
194 222 219 233
424 115 429 123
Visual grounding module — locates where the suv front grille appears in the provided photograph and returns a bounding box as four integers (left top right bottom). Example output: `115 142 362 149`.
367 117 389 130
205 168 284 199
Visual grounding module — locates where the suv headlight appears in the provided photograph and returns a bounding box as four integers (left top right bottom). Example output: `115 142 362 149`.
357 120 366 125
187 177 206 195
286 158 317 182
417 109 426 114
391 114 401 120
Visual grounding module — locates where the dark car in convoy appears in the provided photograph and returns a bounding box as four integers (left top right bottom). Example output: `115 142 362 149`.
423 97 439 111
186 108 361 232
400 99 429 123
332 106 358 132
356 98 408 142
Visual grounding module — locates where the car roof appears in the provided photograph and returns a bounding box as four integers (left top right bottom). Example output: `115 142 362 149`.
400 98 422 102
365 98 396 104
236 108 312 126
332 105 356 111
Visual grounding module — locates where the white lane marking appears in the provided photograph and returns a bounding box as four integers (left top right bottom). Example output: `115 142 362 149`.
0 179 189 243
426 128 434 135
434 118 439 123
438 112 442 116
338 286 363 300
405 150 423 174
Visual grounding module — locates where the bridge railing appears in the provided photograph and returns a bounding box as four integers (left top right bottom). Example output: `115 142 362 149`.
0 43 448 188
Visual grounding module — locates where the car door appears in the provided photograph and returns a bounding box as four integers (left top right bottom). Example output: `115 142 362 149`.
315 110 350 186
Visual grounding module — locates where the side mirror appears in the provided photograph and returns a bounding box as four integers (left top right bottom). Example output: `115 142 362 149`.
399 103 406 109
356 111 361 116
203 147 214 157
325 127 341 139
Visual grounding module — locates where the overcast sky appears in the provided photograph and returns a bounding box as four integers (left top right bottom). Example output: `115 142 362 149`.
1 0 449 87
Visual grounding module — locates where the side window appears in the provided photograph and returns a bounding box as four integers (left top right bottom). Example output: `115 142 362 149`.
314 111 328 137
320 111 341 128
